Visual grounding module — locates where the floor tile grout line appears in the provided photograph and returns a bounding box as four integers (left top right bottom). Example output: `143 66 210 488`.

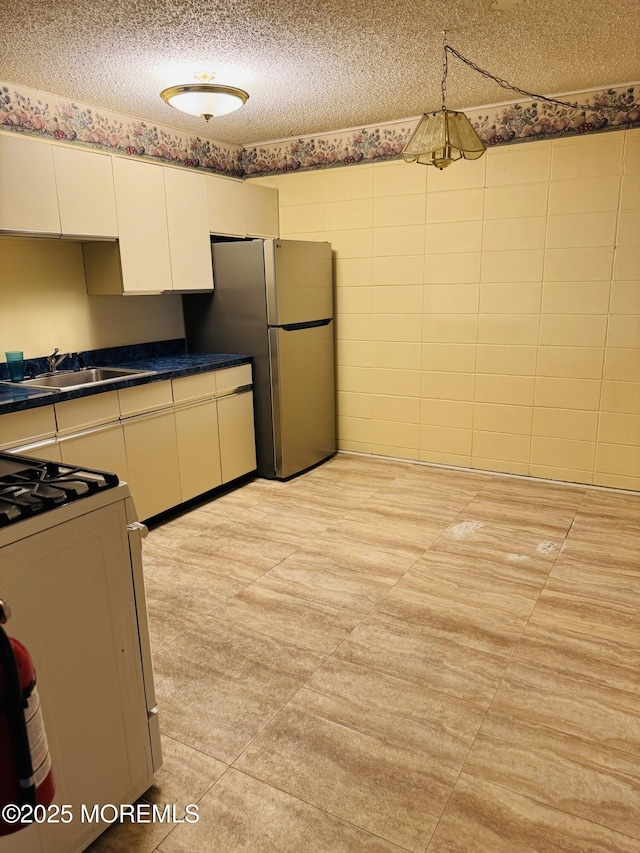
423 502 576 852
142 458 640 852
219 476 504 851
220 766 418 852
151 467 447 705
456 767 640 847
216 470 456 822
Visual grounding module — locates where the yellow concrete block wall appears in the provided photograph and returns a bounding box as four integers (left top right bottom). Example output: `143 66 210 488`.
252 127 640 491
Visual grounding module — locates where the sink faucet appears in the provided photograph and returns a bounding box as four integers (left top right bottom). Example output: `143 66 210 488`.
46 348 71 372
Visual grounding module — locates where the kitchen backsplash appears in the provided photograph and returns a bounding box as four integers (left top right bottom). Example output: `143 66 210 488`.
0 240 184 360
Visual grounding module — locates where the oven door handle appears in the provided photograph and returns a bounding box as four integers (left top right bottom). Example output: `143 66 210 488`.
127 520 148 538
126 520 162 773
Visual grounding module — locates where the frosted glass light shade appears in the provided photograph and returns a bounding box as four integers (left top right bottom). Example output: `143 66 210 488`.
402 109 486 169
160 84 249 121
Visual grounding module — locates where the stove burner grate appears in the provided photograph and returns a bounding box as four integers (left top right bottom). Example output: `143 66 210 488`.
0 457 120 527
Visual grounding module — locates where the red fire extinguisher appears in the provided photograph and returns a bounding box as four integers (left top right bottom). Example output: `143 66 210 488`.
0 599 55 836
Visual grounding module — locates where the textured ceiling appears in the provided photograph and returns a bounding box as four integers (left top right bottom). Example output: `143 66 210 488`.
0 0 638 146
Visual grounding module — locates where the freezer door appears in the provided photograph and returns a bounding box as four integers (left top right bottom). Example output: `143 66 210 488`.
266 239 333 326
269 320 336 479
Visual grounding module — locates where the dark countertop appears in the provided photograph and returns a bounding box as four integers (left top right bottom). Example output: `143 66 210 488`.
0 352 252 415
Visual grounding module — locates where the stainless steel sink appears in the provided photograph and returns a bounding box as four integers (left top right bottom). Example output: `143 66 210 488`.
15 367 155 390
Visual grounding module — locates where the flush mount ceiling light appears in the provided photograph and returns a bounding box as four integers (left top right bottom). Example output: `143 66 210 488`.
403 37 592 169
160 72 249 122
490 0 523 9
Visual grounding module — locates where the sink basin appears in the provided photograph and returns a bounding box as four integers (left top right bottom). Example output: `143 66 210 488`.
15 367 155 390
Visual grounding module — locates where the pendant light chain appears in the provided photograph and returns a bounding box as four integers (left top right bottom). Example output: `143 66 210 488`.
445 44 593 112
441 35 448 111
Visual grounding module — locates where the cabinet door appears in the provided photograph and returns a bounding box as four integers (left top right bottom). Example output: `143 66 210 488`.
164 167 214 291
59 424 129 481
207 175 246 236
217 390 257 483
52 146 118 238
122 410 181 519
111 157 172 293
244 182 279 237
175 400 222 500
0 133 60 234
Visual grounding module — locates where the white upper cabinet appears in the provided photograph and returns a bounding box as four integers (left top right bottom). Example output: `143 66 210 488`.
0 131 279 292
52 146 118 238
164 167 214 291
0 133 61 235
207 175 246 236
244 182 279 237
84 156 173 294
208 176 279 238
85 158 215 294
112 157 173 292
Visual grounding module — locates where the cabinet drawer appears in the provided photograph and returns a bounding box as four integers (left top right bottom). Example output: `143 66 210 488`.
8 438 62 463
118 381 173 417
215 364 252 395
0 406 57 450
55 391 120 435
172 372 216 404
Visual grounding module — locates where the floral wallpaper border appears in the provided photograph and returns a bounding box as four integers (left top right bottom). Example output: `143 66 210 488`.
0 82 244 176
243 83 640 176
1 80 639 179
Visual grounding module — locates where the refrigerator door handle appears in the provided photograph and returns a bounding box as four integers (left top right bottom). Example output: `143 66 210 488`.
277 318 332 332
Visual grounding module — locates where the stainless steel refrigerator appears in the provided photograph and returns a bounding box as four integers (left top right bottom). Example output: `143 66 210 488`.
183 238 335 480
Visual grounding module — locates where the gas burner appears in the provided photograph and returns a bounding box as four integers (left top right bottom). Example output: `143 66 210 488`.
0 454 119 527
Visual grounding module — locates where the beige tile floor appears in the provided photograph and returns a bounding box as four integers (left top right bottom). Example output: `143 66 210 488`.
88 452 640 852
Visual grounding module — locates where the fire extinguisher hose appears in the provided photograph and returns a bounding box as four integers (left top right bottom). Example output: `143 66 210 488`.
0 625 37 806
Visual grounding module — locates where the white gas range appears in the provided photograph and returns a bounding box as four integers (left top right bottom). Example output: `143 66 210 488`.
0 452 161 852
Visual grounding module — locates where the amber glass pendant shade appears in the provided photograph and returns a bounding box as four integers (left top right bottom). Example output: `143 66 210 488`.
402 109 486 169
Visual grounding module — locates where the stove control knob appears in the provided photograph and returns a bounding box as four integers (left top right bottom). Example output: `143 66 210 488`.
0 599 12 624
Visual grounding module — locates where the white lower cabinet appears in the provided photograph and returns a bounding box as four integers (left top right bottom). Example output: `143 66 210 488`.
9 439 62 462
1 365 256 519
58 424 129 480
54 391 128 478
218 389 257 484
175 399 222 501
122 410 182 520
0 405 57 451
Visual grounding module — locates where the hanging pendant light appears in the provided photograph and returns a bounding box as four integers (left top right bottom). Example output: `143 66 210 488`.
403 109 486 168
403 38 597 169
403 38 486 169
160 73 249 122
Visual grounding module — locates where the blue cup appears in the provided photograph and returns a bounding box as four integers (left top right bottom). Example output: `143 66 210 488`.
5 351 25 382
